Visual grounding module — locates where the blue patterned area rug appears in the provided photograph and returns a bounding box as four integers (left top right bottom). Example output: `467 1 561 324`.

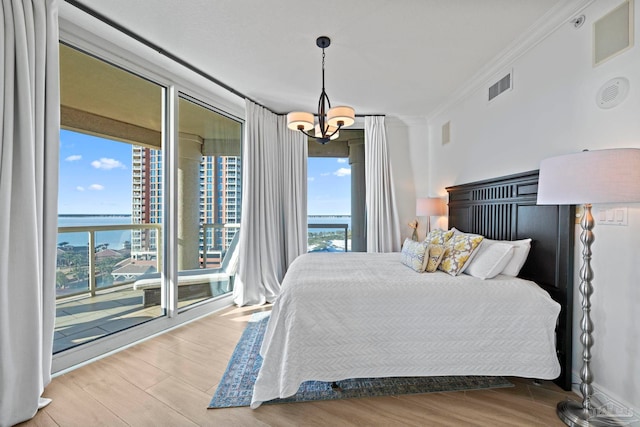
208 311 513 409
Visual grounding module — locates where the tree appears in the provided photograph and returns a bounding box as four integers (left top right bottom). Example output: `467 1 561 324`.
56 271 69 290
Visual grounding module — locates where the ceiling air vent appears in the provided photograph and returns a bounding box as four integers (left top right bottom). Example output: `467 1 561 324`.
488 72 512 102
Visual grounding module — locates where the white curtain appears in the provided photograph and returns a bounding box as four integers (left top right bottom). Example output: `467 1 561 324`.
364 116 401 253
0 1 60 426
233 100 307 306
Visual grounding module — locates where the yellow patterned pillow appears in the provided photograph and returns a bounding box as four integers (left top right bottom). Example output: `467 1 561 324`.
401 238 429 272
438 234 484 276
424 244 446 272
424 228 454 246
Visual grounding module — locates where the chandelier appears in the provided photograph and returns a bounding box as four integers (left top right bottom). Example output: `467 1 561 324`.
286 36 355 144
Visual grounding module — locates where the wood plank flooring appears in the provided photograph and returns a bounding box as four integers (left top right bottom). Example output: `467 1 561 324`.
20 305 577 426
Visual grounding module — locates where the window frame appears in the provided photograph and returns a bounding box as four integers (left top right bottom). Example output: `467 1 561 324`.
54 4 244 374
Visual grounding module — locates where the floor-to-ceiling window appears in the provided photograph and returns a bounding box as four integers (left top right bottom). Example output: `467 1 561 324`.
56 43 165 352
307 129 365 252
54 35 243 362
307 156 351 251
176 96 242 308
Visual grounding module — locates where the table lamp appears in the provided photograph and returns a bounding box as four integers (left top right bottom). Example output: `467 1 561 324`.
416 197 446 239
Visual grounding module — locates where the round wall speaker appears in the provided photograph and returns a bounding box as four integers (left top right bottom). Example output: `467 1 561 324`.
596 77 629 109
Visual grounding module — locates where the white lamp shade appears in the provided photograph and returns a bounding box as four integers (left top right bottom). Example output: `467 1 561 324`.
287 112 314 131
327 106 355 128
537 148 640 205
416 197 446 216
314 124 340 140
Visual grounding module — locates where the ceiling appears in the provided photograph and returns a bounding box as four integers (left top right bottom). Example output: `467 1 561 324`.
72 0 568 119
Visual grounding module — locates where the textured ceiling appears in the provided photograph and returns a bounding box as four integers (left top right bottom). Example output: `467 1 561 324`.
72 0 568 118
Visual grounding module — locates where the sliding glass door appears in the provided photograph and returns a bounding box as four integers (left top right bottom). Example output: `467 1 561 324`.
55 40 244 357
175 96 242 309
56 43 166 352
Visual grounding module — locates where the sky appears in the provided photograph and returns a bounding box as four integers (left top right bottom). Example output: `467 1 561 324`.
58 130 133 214
307 157 351 216
59 130 351 216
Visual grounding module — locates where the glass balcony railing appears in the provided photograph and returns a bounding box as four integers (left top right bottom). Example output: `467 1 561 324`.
201 222 240 268
308 223 350 252
56 224 161 299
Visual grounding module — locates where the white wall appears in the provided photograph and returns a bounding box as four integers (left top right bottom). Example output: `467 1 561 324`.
419 0 640 414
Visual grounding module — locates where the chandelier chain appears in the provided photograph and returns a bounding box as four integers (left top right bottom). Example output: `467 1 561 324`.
321 48 326 90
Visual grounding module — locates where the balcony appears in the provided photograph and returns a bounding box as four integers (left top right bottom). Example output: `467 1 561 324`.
57 214 348 356
55 222 237 353
308 222 350 252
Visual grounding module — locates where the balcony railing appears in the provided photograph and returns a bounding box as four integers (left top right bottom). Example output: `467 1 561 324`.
201 223 240 268
56 224 161 299
308 223 349 252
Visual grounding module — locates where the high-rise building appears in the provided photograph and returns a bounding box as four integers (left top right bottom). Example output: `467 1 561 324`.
131 145 241 267
131 146 161 261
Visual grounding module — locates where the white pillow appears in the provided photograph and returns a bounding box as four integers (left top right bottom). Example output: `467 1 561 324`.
465 241 515 280
492 238 532 276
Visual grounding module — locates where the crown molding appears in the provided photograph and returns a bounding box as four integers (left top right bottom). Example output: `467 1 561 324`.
427 0 595 122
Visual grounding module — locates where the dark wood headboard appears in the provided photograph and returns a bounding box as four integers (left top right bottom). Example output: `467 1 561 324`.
446 170 574 391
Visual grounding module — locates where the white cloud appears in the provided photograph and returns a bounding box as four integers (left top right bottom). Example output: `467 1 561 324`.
320 172 331 177
65 154 82 162
337 158 347 163
89 184 104 191
76 186 85 192
91 158 125 170
334 167 351 177
308 177 315 181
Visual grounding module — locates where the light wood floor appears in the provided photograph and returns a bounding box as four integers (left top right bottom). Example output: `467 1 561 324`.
21 305 577 426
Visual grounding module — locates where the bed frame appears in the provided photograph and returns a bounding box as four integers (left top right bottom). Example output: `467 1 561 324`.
446 170 574 391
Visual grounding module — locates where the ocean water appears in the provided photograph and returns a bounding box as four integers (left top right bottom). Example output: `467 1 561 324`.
308 215 351 229
57 215 351 249
57 215 133 250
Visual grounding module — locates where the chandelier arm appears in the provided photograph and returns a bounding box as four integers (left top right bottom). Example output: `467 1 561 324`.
326 123 342 139
298 128 316 139
317 88 331 138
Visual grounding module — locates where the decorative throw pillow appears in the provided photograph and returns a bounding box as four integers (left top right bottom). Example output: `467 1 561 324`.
465 241 515 280
400 238 429 272
424 228 454 246
424 244 446 272
438 234 484 276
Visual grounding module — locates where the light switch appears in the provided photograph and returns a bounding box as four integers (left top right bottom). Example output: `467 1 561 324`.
596 206 628 226
606 210 615 222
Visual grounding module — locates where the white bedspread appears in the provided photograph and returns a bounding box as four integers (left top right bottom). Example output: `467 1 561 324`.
251 252 561 408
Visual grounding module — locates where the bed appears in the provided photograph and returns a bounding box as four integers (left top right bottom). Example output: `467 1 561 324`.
251 170 574 408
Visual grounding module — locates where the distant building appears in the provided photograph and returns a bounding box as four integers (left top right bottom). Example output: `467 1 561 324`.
130 146 241 267
131 146 161 260
111 259 157 283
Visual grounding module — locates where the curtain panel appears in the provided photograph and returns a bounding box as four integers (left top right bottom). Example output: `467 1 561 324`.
364 116 401 253
233 100 307 306
0 0 60 425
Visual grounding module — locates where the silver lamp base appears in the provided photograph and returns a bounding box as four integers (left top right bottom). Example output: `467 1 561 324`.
557 400 627 426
